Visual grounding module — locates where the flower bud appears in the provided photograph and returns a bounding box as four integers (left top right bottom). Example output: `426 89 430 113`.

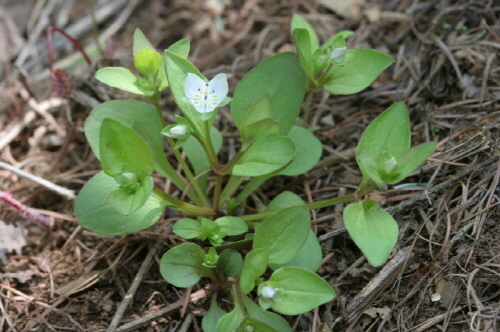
330 47 347 63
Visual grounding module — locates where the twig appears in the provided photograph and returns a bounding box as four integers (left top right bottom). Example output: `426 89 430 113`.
107 227 169 332
0 161 75 200
0 191 52 229
114 287 212 332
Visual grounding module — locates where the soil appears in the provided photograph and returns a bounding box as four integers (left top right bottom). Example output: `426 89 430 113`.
1 0 500 331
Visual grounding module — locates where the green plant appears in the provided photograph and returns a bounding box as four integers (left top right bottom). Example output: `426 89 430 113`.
74 17 436 331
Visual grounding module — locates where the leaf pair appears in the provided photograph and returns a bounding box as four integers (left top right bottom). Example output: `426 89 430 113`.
291 14 395 94
344 102 436 266
95 29 168 97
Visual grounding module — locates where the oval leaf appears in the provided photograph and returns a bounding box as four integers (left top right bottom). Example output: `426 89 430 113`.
108 175 154 215
323 49 394 94
159 243 214 287
278 125 322 176
214 217 248 236
172 218 202 239
99 118 154 178
231 52 306 135
84 100 185 190
239 248 269 294
267 266 336 315
217 249 243 278
95 67 143 95
75 172 166 235
232 134 295 177
253 206 310 265
343 199 398 266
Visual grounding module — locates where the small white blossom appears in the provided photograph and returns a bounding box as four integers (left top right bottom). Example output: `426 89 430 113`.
260 285 278 300
330 47 347 63
384 156 398 173
170 124 187 139
184 73 228 114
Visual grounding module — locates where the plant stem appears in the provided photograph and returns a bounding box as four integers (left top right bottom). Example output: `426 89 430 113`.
212 174 222 212
316 61 334 88
219 174 245 207
200 120 221 172
166 137 209 207
238 182 378 222
153 188 215 216
227 176 270 215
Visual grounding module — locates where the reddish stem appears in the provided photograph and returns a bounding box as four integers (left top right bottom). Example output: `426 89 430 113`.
0 191 52 229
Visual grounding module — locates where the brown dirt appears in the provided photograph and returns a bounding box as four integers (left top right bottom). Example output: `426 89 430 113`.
1 0 500 331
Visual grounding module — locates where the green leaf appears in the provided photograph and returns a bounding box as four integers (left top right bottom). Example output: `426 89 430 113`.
291 14 319 51
214 216 248 236
235 318 281 332
99 118 154 179
133 28 155 55
266 266 336 315
95 67 143 95
159 243 214 287
322 30 353 50
75 172 167 235
241 294 292 332
240 94 279 144
202 294 227 332
231 52 306 135
343 199 398 266
269 229 322 272
277 125 322 176
253 206 310 265
168 39 190 58
240 93 273 127
394 142 436 182
323 49 394 94
241 118 280 145
293 28 315 80
357 102 410 161
232 134 295 177
216 304 246 332
172 218 202 239
356 102 415 186
134 48 163 77
182 126 222 191
265 191 305 211
217 249 243 278
84 100 184 188
108 175 154 215
239 248 269 294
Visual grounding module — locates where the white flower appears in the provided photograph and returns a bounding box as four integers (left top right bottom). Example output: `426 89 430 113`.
330 47 347 63
384 156 397 173
170 124 187 139
184 73 228 114
260 285 278 300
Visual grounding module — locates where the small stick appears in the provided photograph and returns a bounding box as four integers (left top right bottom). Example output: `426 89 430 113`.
0 161 75 199
0 191 52 229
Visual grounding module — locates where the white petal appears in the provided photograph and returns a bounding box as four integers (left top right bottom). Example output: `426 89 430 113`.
260 285 277 300
330 47 347 63
184 73 207 99
208 73 228 105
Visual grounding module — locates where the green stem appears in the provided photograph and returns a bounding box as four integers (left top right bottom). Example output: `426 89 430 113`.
316 61 334 88
219 174 245 207
238 182 378 222
153 188 215 217
149 102 202 203
166 137 209 207
200 120 221 172
218 147 246 175
227 176 270 215
212 174 222 212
